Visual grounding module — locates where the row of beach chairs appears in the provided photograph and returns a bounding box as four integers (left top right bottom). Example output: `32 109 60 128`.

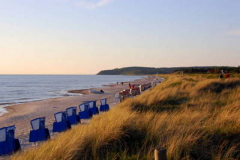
118 82 153 102
0 98 110 156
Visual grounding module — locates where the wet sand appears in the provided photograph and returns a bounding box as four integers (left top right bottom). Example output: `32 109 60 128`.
68 89 90 94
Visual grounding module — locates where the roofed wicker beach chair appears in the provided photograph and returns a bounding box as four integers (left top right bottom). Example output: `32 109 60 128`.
78 103 92 120
88 101 99 115
0 126 20 156
115 93 120 103
99 98 109 112
139 85 143 92
53 112 71 133
66 107 80 125
29 117 50 142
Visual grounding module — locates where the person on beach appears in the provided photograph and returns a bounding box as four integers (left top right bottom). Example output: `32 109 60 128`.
129 83 131 89
221 70 224 75
225 72 230 79
219 74 223 79
121 82 123 85
100 89 104 93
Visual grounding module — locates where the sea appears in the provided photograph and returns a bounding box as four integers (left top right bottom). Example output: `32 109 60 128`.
0 75 144 116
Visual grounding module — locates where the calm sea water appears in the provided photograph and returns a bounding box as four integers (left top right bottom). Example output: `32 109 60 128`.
0 75 143 115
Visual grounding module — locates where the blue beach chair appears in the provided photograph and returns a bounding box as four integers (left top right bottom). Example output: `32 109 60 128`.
66 107 80 125
29 117 50 142
78 103 92 120
53 112 71 133
99 98 110 112
0 126 20 156
88 101 99 115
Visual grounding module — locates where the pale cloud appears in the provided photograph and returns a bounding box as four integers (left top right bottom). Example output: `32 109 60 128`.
76 0 114 9
227 30 240 36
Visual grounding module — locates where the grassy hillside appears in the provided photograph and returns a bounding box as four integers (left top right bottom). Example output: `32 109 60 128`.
97 66 240 75
11 74 240 160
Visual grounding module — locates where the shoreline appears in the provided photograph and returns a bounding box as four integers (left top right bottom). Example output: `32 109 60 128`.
68 89 90 94
0 76 156 136
0 78 142 116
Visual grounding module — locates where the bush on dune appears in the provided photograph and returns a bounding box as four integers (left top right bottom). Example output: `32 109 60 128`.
10 74 240 160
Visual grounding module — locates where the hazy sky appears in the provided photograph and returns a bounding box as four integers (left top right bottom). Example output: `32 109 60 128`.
0 0 240 74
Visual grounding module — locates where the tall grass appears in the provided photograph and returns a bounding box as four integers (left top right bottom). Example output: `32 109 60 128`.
10 74 240 160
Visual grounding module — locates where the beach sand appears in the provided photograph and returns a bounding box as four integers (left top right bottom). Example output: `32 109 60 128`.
0 76 159 153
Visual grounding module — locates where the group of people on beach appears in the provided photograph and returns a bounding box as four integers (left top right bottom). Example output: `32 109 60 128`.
116 82 124 85
116 82 135 89
219 70 230 79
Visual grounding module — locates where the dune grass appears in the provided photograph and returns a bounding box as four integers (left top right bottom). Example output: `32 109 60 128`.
10 74 240 160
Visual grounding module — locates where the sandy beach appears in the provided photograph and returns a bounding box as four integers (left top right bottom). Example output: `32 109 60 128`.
0 76 158 153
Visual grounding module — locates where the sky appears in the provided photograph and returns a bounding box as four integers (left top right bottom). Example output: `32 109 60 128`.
0 0 240 74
